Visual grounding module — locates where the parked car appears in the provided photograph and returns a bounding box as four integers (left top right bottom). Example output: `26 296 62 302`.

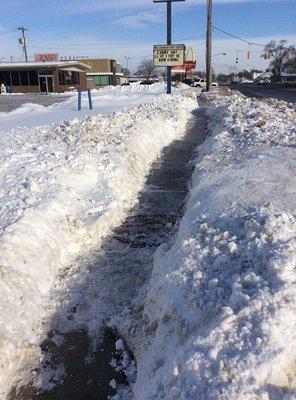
181 78 194 86
281 76 296 88
192 78 218 88
253 74 271 85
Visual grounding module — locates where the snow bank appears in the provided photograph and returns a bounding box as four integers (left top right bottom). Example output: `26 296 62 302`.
0 82 170 132
138 93 296 399
0 89 196 398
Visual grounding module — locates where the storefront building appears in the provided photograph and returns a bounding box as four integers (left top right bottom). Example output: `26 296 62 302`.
0 61 90 93
79 58 125 88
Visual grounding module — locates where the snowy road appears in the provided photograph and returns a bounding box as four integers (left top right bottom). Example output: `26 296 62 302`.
11 105 208 399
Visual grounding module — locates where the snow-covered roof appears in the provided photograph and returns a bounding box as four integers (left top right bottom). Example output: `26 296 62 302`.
86 72 124 76
281 72 296 77
0 61 91 71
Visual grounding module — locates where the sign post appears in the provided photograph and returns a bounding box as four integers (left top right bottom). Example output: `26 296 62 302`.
167 1 172 94
153 0 185 94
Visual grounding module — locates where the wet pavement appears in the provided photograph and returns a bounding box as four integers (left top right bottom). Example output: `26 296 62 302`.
229 83 296 103
10 100 208 400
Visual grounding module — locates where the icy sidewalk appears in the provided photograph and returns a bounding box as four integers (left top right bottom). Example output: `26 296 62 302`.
0 89 196 399
136 93 296 400
10 104 208 400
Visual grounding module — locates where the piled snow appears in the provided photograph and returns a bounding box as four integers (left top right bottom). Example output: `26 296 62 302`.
0 87 196 398
0 82 169 132
137 93 296 399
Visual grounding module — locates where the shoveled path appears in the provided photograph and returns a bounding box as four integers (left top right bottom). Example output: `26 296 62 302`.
11 101 208 400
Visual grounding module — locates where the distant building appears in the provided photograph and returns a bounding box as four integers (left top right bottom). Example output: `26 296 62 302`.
78 58 125 88
0 61 90 93
281 72 296 87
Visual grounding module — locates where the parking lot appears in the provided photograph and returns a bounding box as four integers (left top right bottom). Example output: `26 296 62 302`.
0 93 70 113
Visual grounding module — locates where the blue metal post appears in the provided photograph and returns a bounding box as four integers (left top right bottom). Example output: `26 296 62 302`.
167 1 172 95
87 89 93 110
78 89 82 111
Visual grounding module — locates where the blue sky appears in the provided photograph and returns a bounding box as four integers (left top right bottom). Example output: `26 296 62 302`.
0 0 295 72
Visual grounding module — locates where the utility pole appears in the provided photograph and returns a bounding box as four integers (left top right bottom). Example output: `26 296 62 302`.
124 56 130 72
206 0 212 91
167 1 172 94
18 26 28 62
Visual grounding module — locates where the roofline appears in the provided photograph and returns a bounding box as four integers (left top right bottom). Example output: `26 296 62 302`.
0 61 91 71
86 72 124 76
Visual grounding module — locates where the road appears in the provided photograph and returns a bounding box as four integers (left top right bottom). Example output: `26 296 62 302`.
0 93 69 113
229 83 296 103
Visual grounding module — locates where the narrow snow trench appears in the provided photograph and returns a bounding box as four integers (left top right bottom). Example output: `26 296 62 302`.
11 105 208 400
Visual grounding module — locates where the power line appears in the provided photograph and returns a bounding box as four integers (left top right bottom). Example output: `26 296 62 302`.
213 26 265 47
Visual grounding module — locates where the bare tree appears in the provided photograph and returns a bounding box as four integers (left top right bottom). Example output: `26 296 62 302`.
283 56 296 74
135 59 155 80
261 40 296 80
121 67 131 77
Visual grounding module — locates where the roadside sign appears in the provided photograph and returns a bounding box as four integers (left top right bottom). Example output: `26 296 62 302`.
172 66 186 73
153 44 185 67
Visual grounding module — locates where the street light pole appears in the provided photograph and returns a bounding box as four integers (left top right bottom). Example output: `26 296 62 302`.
206 0 212 91
167 0 172 94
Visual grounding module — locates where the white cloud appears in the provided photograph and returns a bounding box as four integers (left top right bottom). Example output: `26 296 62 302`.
115 10 165 28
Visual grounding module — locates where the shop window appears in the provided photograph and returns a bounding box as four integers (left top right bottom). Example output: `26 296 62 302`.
0 71 12 86
58 71 80 86
58 71 65 85
19 71 29 86
72 72 80 85
11 71 20 86
28 71 38 86
93 75 110 86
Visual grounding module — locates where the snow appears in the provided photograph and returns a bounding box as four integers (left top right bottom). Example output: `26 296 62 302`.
0 83 196 398
134 92 296 399
2 84 295 400
0 82 169 132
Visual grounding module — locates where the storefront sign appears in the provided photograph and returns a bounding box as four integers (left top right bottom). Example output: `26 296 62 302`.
35 53 58 62
153 44 185 67
172 47 197 74
172 65 186 73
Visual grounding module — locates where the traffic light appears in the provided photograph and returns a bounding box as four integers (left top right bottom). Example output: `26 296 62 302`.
247 51 250 59
236 57 239 64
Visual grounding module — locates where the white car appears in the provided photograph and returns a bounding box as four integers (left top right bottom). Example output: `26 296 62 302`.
192 78 218 88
